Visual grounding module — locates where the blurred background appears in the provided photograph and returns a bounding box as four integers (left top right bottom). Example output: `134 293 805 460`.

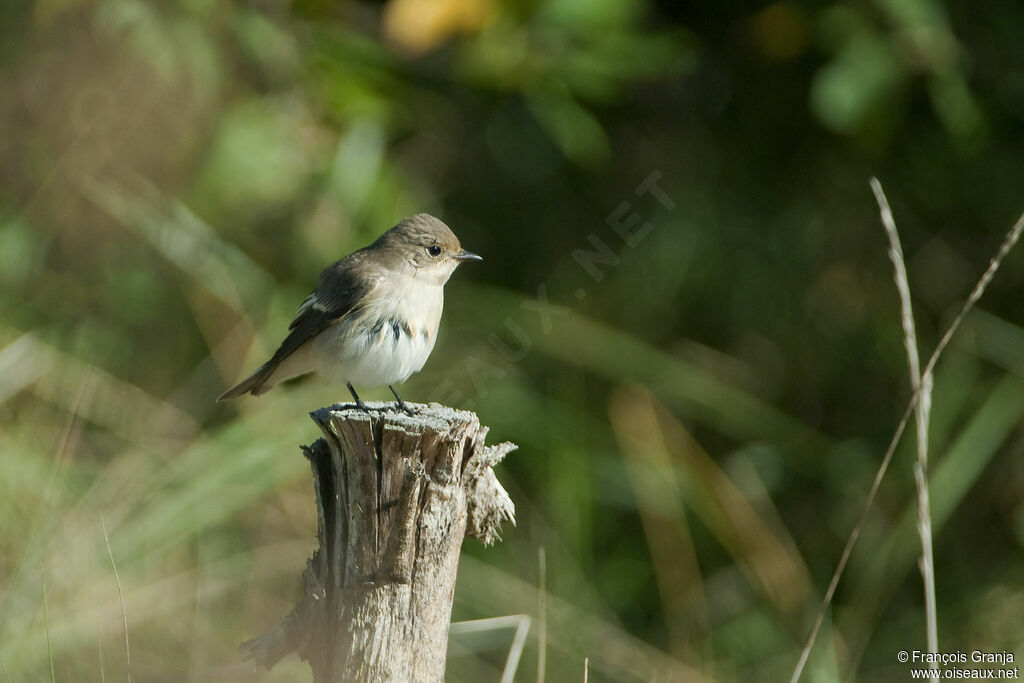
2 0 1024 680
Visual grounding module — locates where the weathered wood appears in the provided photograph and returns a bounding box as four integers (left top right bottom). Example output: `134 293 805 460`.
241 401 516 682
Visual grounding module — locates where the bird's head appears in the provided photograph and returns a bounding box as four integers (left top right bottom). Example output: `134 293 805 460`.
376 213 482 283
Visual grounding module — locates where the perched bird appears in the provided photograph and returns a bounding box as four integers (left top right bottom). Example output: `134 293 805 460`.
218 213 482 411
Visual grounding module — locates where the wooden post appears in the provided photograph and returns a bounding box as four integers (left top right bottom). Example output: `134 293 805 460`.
241 402 516 682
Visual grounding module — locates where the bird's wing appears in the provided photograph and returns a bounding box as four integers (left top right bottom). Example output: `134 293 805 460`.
217 252 380 400
267 253 377 367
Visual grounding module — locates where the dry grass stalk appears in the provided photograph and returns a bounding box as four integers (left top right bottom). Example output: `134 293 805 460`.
789 186 1024 683
871 178 938 682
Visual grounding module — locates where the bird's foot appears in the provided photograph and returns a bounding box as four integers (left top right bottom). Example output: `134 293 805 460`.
389 385 417 416
347 382 371 412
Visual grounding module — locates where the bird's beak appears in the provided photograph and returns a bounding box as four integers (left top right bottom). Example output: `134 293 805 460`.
454 249 483 263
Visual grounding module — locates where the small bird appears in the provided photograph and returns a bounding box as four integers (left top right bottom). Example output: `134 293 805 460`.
218 213 482 411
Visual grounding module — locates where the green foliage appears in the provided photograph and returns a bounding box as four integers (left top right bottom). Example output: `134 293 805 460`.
1 0 1023 680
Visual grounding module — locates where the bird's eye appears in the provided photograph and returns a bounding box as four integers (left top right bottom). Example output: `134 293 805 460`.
427 245 441 257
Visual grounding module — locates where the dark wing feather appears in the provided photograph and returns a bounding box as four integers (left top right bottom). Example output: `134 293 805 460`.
217 251 377 401
268 252 375 366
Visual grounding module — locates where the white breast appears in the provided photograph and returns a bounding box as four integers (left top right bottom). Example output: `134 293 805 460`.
310 274 444 388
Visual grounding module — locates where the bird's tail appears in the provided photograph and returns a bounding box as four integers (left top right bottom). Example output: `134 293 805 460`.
217 363 276 401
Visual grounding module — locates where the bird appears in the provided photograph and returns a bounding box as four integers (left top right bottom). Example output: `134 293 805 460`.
218 213 482 412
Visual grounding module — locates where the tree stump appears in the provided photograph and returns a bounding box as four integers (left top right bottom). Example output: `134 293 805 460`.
241 402 516 682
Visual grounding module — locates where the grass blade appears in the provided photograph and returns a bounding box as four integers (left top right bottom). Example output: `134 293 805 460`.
42 564 55 683
101 514 131 683
871 178 938 681
537 546 547 683
789 193 1024 683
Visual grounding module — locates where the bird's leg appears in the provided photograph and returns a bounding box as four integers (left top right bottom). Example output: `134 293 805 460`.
388 385 415 415
346 382 369 411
